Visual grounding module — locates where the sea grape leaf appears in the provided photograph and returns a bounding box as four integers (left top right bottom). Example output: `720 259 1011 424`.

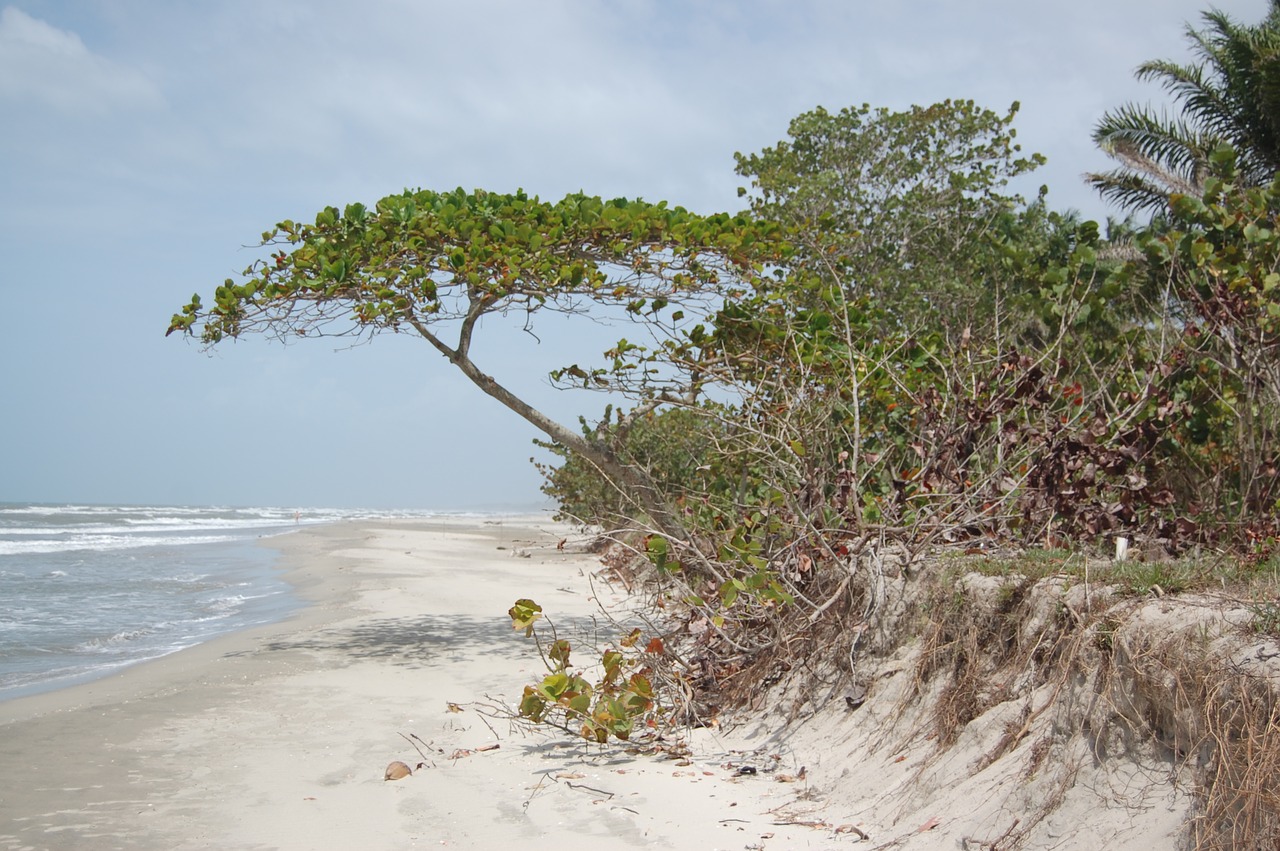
509 599 543 636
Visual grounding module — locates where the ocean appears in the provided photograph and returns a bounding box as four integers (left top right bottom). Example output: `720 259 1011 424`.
0 503 435 702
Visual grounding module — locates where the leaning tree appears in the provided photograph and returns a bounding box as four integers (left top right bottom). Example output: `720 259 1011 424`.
169 187 785 558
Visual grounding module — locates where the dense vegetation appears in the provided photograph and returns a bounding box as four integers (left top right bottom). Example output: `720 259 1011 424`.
173 2 1280 764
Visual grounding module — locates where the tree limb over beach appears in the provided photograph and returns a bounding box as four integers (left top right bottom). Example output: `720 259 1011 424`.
169 189 787 550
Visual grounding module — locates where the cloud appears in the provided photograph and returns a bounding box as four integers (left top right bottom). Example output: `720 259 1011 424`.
0 6 162 114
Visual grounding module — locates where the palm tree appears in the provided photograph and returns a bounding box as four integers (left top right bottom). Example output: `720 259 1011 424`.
1089 2 1280 215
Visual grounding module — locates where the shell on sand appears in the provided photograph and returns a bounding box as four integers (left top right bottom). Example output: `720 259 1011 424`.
384 761 413 781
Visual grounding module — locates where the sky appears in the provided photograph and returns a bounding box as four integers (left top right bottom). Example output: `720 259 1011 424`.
0 0 1268 511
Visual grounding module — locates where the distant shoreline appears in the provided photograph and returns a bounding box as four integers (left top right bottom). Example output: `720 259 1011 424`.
0 506 554 706
0 513 553 718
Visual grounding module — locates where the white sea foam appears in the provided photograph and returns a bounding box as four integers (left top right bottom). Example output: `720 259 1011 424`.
0 503 470 702
0 533 249 556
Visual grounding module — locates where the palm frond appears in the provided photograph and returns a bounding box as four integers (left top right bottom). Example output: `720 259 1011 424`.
1094 104 1218 181
1090 3 1280 215
1085 169 1176 216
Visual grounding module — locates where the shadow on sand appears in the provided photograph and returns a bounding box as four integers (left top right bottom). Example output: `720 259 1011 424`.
241 613 607 668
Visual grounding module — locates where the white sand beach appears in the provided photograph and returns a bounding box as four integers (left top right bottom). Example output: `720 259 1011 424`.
0 519 837 850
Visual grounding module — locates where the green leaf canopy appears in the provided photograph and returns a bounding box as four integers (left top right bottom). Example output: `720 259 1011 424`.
169 188 787 346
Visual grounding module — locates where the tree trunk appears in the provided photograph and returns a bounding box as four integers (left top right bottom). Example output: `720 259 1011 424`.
439 345 693 545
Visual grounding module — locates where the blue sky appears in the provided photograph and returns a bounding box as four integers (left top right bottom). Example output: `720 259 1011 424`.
0 0 1266 510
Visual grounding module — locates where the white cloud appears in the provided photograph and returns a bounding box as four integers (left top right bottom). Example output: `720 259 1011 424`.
0 6 162 114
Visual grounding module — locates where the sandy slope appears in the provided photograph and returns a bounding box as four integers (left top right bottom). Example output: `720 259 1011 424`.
0 519 839 850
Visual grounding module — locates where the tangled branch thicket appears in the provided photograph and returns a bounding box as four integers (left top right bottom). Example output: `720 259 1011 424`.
543 156 1280 638
528 148 1280 849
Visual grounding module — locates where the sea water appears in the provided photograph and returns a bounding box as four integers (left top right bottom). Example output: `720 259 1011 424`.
0 503 427 701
